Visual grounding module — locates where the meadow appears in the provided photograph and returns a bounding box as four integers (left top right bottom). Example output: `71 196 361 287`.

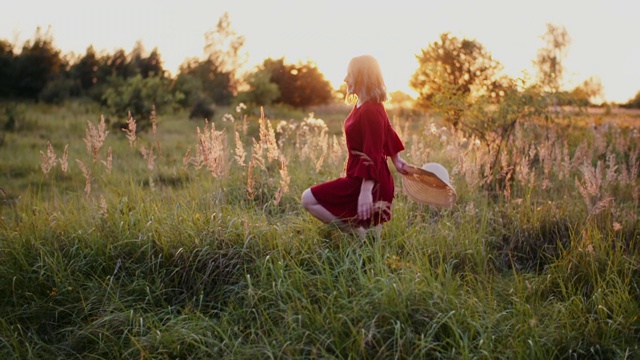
0 100 639 359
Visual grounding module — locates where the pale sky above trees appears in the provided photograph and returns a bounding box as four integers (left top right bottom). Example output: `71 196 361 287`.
1 0 638 103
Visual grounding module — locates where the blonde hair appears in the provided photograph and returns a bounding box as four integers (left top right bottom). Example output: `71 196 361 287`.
346 55 388 104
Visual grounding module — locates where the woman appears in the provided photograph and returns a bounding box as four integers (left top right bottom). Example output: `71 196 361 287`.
301 55 408 238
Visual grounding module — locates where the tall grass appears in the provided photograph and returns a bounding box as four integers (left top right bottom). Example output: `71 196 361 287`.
0 102 638 359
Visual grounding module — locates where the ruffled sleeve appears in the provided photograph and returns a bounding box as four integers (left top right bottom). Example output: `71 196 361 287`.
384 119 404 157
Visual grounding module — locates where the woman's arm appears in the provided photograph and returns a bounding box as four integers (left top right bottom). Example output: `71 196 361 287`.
358 179 375 220
391 153 409 175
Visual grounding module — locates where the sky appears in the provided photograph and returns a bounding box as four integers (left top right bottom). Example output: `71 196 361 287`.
1 0 639 103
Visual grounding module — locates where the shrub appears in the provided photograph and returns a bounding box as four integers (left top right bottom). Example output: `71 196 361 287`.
188 96 216 120
101 75 181 128
2 103 24 132
622 91 640 109
39 76 74 104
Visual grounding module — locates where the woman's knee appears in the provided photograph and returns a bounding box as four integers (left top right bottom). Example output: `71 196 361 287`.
301 188 315 210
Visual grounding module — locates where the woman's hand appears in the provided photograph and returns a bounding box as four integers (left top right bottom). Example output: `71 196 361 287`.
358 179 374 220
391 153 409 175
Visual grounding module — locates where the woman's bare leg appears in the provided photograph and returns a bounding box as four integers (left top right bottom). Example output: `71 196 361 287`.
302 189 383 239
301 188 342 225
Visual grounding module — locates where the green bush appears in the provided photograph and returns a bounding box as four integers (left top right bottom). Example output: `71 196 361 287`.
1 103 25 132
188 96 216 120
38 76 74 104
235 69 280 107
101 75 182 127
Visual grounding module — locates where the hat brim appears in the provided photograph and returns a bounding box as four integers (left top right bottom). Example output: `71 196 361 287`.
401 165 457 208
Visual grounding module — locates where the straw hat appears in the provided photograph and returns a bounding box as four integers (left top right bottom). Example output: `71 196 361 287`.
401 162 456 208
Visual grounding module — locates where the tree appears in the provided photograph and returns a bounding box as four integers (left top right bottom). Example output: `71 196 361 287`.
177 58 232 105
262 58 334 108
68 43 168 104
569 76 603 107
203 12 246 94
175 13 246 108
534 23 571 94
236 68 280 106
622 91 640 109
0 40 15 97
69 46 101 92
388 90 414 107
129 41 165 78
13 27 64 99
410 33 501 125
105 49 137 80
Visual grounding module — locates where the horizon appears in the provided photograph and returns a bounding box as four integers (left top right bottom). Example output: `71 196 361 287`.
1 0 638 104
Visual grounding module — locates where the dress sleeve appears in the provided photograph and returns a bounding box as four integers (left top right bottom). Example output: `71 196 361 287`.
349 106 386 181
384 120 405 156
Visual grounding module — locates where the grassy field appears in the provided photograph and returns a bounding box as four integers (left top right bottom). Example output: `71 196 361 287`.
0 100 639 359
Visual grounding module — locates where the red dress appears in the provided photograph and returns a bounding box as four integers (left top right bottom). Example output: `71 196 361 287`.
310 101 405 228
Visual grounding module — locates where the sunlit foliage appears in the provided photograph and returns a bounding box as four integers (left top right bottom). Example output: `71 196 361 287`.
410 33 501 117
534 23 571 94
260 58 335 108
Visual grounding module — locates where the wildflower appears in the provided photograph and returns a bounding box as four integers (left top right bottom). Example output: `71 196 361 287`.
273 187 283 206
373 201 392 218
247 160 255 200
465 202 477 215
613 222 622 231
60 144 69 173
242 114 248 135
76 160 91 197
304 113 328 130
590 197 614 216
103 147 112 174
183 148 193 168
235 103 246 113
276 120 289 134
195 121 226 177
279 156 290 193
257 110 279 162
234 131 246 166
251 138 266 170
85 115 109 162
150 105 162 156
122 112 137 147
329 135 343 167
99 194 108 218
315 154 325 172
604 150 618 184
40 141 57 177
140 145 155 171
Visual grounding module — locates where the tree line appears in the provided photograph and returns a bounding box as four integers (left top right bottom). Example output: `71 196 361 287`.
1 16 638 130
0 14 335 126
